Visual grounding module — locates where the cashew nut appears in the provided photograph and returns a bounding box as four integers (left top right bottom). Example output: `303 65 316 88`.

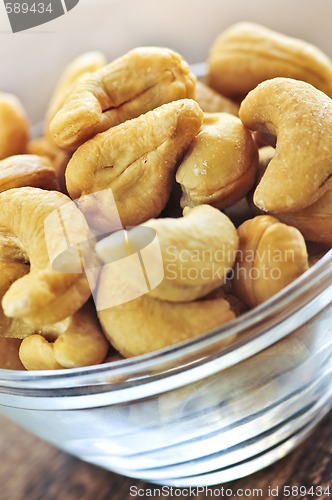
0 259 68 339
239 77 332 212
0 187 96 326
49 47 196 149
45 51 107 141
97 288 235 358
0 260 48 369
26 138 71 193
146 205 238 301
95 203 238 356
0 155 59 193
66 99 204 230
195 81 239 115
0 92 29 160
274 191 332 244
0 259 108 370
176 112 258 209
254 146 332 244
96 204 238 303
19 304 109 370
207 22 332 101
232 215 309 308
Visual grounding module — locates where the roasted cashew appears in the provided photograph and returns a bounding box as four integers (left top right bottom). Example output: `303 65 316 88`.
45 51 107 141
195 81 239 115
239 77 332 212
96 204 238 356
0 92 29 160
97 288 235 358
0 187 96 326
0 260 50 370
274 191 332 244
26 138 71 193
0 259 108 370
232 215 309 308
0 259 68 339
176 112 258 209
254 146 332 244
0 155 59 193
207 22 332 101
50 47 196 149
143 205 238 301
96 204 239 303
66 99 204 230
19 304 109 370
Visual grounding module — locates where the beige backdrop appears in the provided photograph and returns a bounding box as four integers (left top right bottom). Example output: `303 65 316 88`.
0 0 331 123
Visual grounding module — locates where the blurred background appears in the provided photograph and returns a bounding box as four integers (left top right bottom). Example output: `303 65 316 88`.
1 0 332 123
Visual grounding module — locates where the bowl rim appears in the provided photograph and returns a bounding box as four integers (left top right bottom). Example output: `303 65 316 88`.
0 248 331 394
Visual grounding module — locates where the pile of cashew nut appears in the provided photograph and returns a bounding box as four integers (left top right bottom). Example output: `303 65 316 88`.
0 23 331 370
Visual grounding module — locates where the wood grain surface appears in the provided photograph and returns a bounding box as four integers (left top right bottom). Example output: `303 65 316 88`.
0 411 330 500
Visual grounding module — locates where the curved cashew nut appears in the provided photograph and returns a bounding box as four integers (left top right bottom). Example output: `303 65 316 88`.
143 205 238 302
232 215 309 308
19 304 109 370
0 260 50 370
0 259 108 370
0 187 96 326
45 51 107 137
0 92 29 160
66 99 204 230
254 146 332 244
239 77 332 212
97 286 235 358
96 205 239 303
0 259 69 340
207 22 332 100
176 112 258 209
50 47 196 149
0 155 59 193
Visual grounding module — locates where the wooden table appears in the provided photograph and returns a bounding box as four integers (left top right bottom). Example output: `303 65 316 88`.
0 411 331 500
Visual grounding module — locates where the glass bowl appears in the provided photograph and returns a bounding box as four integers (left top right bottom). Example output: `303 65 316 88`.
0 249 331 486
0 0 332 487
